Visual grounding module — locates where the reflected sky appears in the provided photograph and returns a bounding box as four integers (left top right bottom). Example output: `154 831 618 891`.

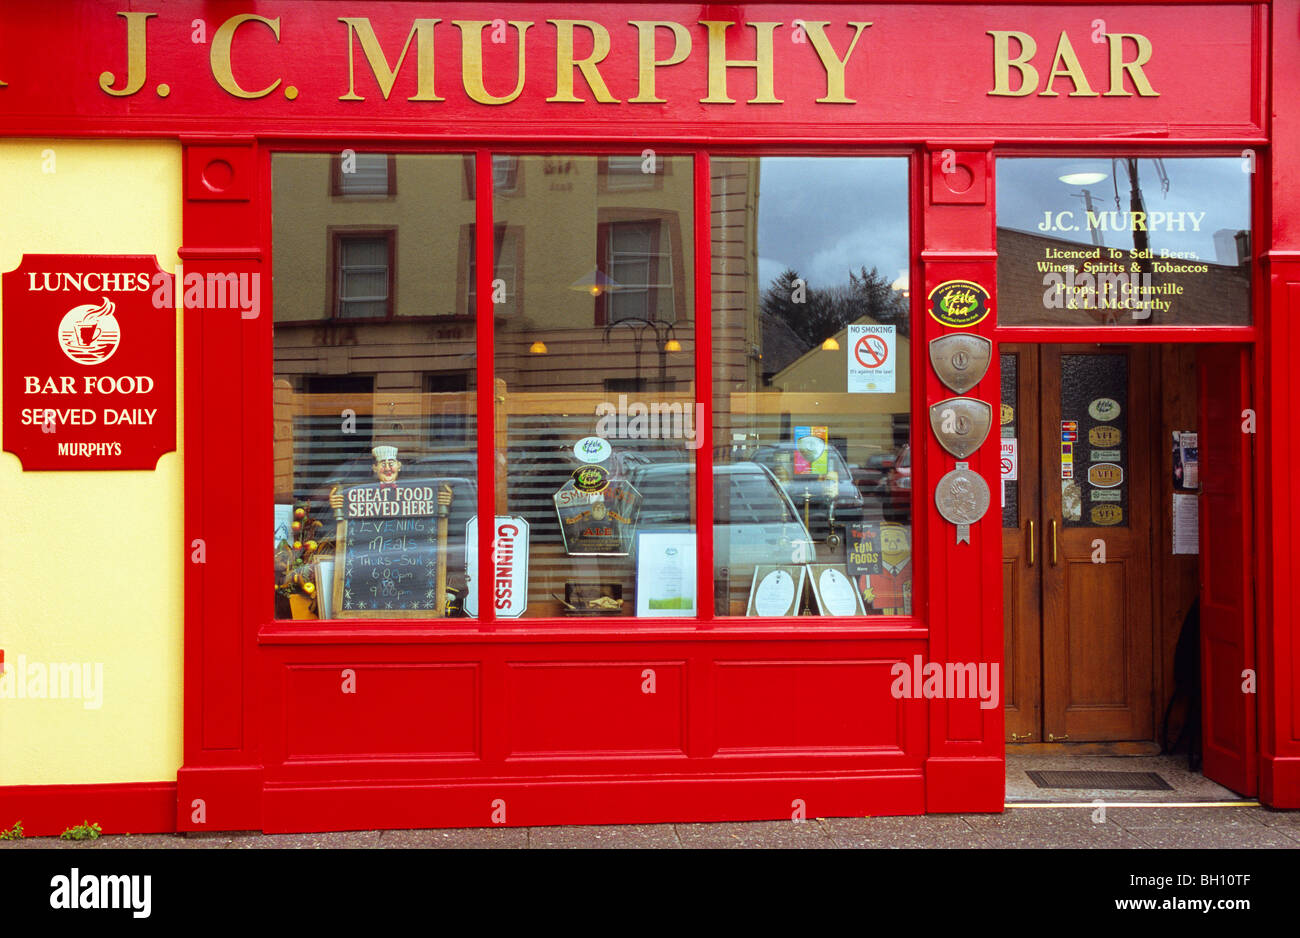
997 157 1251 263
754 157 910 291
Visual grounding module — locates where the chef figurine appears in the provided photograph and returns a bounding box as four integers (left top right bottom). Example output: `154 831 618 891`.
860 522 912 616
330 444 402 512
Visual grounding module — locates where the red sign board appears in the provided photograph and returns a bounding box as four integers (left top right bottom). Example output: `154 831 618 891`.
0 2 1263 141
2 254 176 470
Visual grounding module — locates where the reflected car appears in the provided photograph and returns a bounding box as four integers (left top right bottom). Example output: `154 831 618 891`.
884 444 911 521
745 443 864 543
852 451 898 499
628 461 815 614
506 440 687 543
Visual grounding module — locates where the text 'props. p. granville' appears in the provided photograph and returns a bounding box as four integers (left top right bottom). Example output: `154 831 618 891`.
3 254 176 470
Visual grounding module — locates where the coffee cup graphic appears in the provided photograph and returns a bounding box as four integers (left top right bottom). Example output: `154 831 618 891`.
58 297 121 365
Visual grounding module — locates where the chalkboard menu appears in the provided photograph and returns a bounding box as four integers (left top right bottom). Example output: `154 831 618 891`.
332 480 473 617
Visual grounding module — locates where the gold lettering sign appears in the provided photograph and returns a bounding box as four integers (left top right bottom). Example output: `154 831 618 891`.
549 20 618 103
211 14 282 99
629 21 692 104
100 11 156 96
1088 426 1121 447
989 29 1158 98
701 21 783 104
455 20 533 105
338 17 443 102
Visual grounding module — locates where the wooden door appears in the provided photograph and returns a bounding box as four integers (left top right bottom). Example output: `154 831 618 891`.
1001 346 1042 741
1040 345 1154 742
1197 345 1257 795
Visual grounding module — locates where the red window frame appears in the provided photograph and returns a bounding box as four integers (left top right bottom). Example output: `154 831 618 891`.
265 145 925 634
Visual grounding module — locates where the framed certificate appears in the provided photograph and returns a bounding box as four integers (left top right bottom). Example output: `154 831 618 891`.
807 564 866 616
635 531 696 617
746 565 807 617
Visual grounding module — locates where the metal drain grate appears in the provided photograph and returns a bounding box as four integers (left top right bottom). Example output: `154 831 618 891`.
1026 770 1173 791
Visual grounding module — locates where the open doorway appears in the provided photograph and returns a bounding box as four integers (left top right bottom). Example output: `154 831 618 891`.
999 342 1257 796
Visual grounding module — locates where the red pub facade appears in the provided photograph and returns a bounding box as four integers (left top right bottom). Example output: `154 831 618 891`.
0 0 1297 834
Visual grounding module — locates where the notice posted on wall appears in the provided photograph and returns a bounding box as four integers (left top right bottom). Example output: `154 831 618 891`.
1173 492 1199 554
846 324 895 393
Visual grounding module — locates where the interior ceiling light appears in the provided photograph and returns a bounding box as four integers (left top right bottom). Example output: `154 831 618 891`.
1057 163 1109 186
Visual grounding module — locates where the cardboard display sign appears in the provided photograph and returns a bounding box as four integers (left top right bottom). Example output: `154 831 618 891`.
3 254 176 470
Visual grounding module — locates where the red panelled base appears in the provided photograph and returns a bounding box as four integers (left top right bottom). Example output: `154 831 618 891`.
1260 756 1300 809
261 770 924 833
175 765 264 832
0 782 176 837
925 756 1006 813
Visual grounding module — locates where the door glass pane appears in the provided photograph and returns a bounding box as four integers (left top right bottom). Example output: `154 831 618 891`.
493 154 696 619
1060 353 1128 528
997 157 1250 326
711 157 912 617
272 153 477 621
1001 352 1019 528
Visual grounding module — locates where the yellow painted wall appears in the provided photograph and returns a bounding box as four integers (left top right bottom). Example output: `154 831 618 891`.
0 140 183 786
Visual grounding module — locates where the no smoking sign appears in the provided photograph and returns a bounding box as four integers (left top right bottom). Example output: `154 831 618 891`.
847 324 896 393
854 333 889 369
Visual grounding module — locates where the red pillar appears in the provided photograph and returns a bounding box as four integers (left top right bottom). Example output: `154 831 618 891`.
176 138 267 830
920 145 1005 811
1258 0 1300 808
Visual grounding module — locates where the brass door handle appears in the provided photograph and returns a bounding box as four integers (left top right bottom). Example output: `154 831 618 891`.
1050 518 1058 565
1048 733 1070 742
1027 520 1035 566
1010 732 1034 741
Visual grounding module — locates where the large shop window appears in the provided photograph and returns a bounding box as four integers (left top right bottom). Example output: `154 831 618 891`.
273 153 478 619
272 151 913 622
997 157 1251 327
711 157 912 617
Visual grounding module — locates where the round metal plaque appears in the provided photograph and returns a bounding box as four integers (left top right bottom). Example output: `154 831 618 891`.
935 467 991 544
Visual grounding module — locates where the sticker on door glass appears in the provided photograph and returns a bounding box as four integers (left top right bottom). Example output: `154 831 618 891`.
1090 505 1123 525
1062 480 1082 521
1087 462 1124 488
1088 397 1121 421
1088 425 1121 447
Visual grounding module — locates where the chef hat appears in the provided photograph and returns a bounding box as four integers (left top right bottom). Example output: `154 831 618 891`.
372 445 398 462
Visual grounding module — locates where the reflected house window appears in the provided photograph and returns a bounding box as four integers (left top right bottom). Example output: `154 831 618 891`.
465 223 521 317
332 153 394 196
333 231 393 319
598 219 676 323
425 372 470 446
465 155 522 199
493 155 519 194
602 155 665 191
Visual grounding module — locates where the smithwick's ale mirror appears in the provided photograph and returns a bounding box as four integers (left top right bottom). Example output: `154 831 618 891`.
553 465 643 556
929 334 992 394
929 397 993 458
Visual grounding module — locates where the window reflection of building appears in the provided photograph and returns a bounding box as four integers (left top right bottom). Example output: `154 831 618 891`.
333 232 392 319
273 154 478 503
